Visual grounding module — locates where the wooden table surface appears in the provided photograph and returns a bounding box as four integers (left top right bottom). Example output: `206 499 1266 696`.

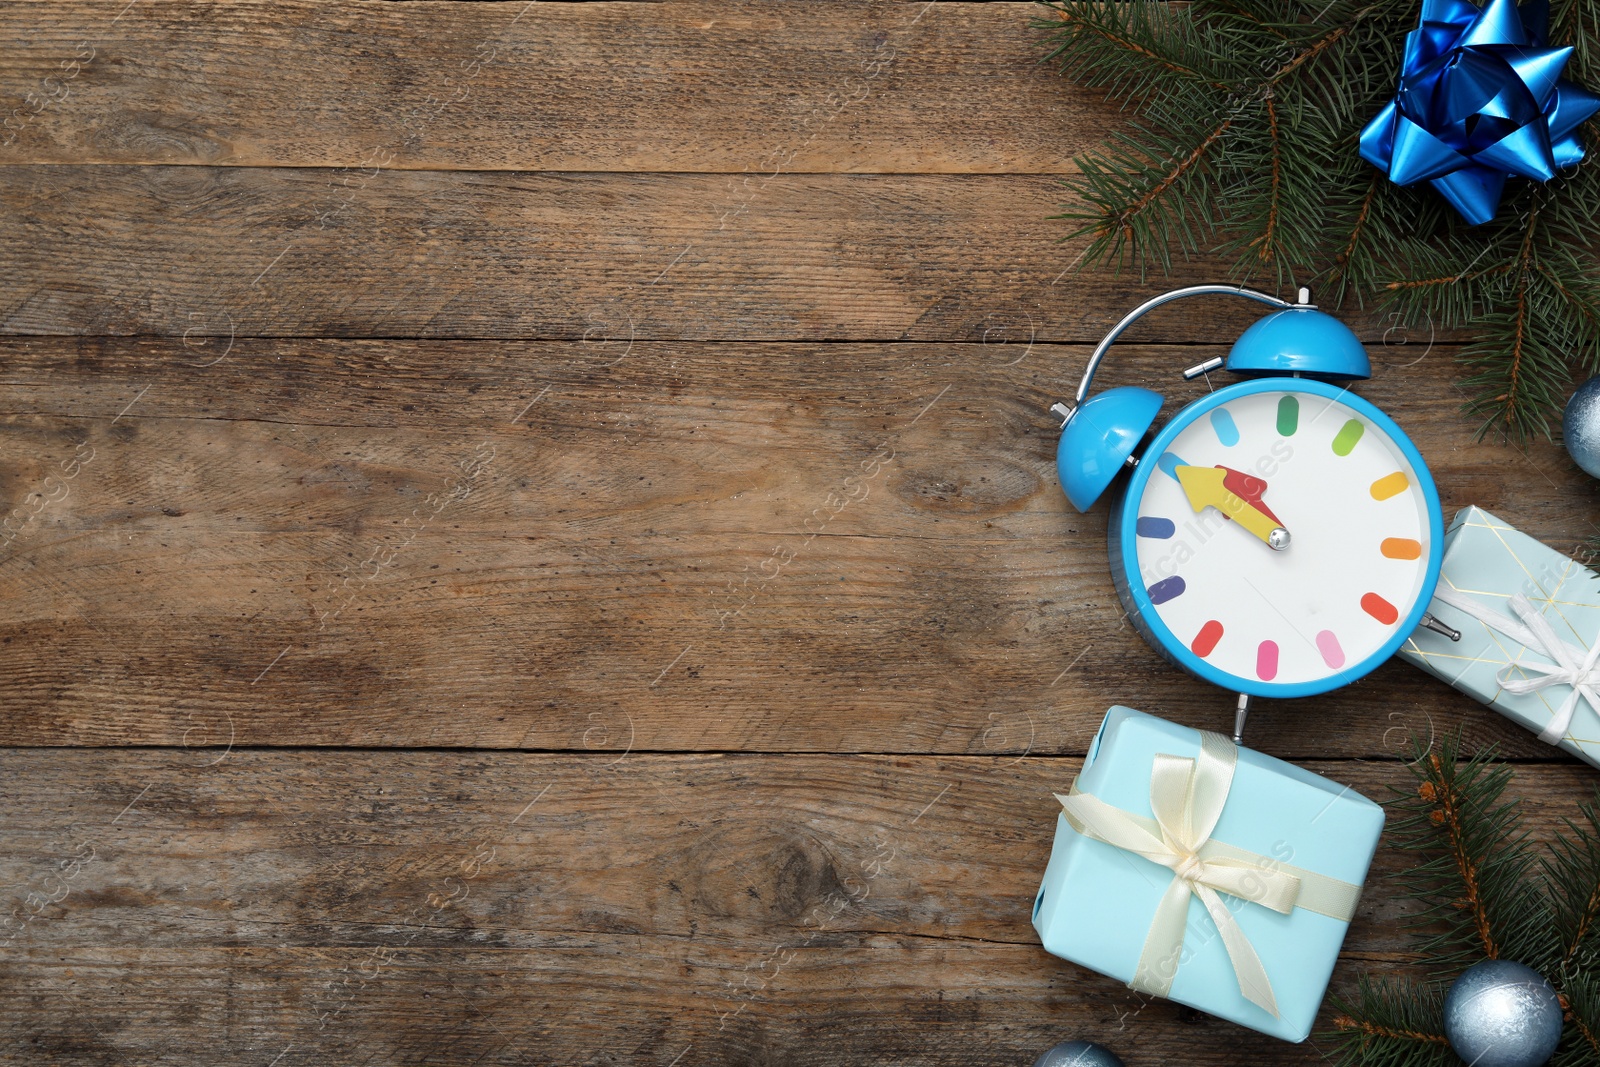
2 3 1596 1064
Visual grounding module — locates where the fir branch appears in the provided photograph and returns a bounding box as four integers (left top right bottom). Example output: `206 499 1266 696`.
1574 1018 1600 1062
1389 735 1555 970
1122 118 1234 227
1494 197 1545 437
1194 0 1292 38
1553 0 1599 87
1050 9 1212 85
1037 1 1236 101
1383 265 1512 290
1329 171 1382 291
1325 976 1455 1067
1038 0 1600 440
1250 94 1283 263
1578 1020 1600 1060
1266 22 1351 84
1419 755 1503 958
1563 972 1600 1063
1547 793 1600 970
1330 1014 1450 1046
1053 117 1234 274
1537 264 1600 338
1328 736 1600 1066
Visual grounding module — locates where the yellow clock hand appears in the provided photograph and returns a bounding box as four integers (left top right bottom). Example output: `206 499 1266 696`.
1173 465 1291 551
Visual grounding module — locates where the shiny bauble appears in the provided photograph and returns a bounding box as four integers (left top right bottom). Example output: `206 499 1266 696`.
1562 375 1600 479
1031 1040 1126 1067
1443 960 1563 1067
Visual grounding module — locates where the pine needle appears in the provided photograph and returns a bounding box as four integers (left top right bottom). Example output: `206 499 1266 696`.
1327 976 1455 1067
1547 794 1600 971
1036 0 1600 441
1316 732 1599 1066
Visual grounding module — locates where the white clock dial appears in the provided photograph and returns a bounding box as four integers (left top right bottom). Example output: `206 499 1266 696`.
1131 388 1433 688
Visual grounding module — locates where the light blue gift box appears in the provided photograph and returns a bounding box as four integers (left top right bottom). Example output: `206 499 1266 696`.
1031 706 1384 1042
1398 506 1600 770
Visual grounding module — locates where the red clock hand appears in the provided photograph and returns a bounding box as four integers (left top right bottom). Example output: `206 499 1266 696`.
1217 465 1282 525
1173 465 1291 551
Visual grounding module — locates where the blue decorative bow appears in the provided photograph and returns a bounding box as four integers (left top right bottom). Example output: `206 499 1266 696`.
1359 0 1600 224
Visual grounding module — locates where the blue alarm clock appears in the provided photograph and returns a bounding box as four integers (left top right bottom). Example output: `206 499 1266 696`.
1051 286 1459 740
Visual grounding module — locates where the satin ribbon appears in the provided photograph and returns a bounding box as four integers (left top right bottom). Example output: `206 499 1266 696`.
1358 0 1600 224
1431 586 1600 744
1055 731 1361 1018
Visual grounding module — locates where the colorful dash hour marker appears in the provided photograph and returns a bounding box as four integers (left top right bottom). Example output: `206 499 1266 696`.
1156 452 1191 482
1256 640 1279 681
1316 630 1346 669
1381 537 1422 560
1191 620 1224 657
1276 395 1299 437
1370 471 1409 500
1136 517 1176 539
1148 576 1186 605
1361 592 1399 625
1332 419 1366 456
1210 408 1240 447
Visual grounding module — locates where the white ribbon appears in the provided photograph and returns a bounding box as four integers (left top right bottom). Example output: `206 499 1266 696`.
1431 586 1600 745
1055 730 1360 1018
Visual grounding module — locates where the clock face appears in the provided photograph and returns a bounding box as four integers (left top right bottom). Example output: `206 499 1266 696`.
1116 378 1442 696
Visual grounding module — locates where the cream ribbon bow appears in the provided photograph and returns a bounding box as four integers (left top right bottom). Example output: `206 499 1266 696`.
1055 730 1361 1018
1431 587 1600 745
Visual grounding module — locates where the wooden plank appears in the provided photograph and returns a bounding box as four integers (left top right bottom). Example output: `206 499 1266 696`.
0 165 1447 342
0 337 1589 756
6 4 1587 1064
0 750 1593 1064
0 1 1104 173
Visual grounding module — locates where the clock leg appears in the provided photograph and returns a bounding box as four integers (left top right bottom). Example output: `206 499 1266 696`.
1418 612 1462 642
1232 693 1251 746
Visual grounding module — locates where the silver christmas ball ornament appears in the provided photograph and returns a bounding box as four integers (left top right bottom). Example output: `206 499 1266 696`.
1443 959 1563 1067
1031 1040 1125 1067
1562 374 1600 478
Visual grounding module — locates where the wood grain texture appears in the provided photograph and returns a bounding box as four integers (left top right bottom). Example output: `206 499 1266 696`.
1 749 1595 1066
0 1 1103 173
3 0 1597 1064
0 337 1590 756
0 165 1450 343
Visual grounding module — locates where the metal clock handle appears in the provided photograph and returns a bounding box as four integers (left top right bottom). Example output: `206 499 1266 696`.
1054 284 1311 747
1049 285 1313 425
